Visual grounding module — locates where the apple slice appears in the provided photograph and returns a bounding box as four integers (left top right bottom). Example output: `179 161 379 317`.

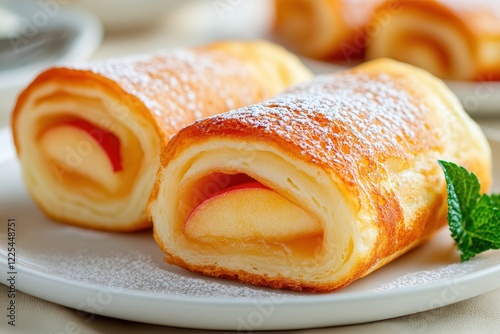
64 120 122 172
40 122 122 192
184 181 321 242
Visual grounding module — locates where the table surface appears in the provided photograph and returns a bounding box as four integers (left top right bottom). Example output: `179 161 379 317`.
1 1 500 333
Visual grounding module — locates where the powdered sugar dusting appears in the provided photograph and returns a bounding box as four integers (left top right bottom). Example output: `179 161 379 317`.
22 247 500 300
371 262 479 292
31 250 290 300
196 70 441 188
64 48 265 140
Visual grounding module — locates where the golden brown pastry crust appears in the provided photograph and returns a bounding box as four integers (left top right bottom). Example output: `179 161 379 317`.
11 41 312 231
149 59 491 292
366 0 500 81
273 0 384 60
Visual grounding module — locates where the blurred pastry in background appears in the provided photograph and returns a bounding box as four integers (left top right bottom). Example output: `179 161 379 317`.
366 0 500 81
273 0 500 82
273 0 384 61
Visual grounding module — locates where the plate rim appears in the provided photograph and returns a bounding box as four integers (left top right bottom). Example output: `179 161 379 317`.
1 253 500 330
1 128 500 330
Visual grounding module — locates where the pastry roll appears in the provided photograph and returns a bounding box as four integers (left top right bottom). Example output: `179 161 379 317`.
366 0 500 81
148 59 491 292
11 41 312 231
273 0 384 60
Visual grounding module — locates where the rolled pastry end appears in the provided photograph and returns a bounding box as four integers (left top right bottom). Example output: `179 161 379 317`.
274 0 348 59
12 69 159 231
273 0 384 60
149 137 366 292
149 59 491 292
12 41 313 232
366 0 478 80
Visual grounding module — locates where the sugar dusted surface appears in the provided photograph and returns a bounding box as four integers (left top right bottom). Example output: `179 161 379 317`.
15 222 500 300
19 244 500 300
65 48 262 139
29 249 292 300
371 262 479 292
1 159 499 302
372 250 500 292
195 70 440 187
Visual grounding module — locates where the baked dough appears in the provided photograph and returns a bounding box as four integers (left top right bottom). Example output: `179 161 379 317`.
273 0 384 60
366 0 500 80
11 41 312 231
148 59 491 292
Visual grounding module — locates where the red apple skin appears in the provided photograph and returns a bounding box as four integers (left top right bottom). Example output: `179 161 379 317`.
185 181 267 224
209 181 268 198
184 180 321 241
53 119 123 172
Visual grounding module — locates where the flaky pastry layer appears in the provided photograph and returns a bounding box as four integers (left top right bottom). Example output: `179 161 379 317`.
274 0 384 60
366 0 500 80
149 59 491 292
12 41 312 231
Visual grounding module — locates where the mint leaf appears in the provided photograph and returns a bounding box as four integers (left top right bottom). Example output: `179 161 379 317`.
491 194 500 209
438 161 480 250
462 195 500 261
438 160 500 261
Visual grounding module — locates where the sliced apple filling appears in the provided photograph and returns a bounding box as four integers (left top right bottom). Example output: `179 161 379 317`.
38 118 140 196
183 180 323 258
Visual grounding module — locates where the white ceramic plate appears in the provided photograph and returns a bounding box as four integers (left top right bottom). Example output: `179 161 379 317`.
0 1 103 126
302 58 500 117
1 127 500 331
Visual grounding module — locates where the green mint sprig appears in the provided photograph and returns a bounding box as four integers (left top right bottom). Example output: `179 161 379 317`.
438 160 500 262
